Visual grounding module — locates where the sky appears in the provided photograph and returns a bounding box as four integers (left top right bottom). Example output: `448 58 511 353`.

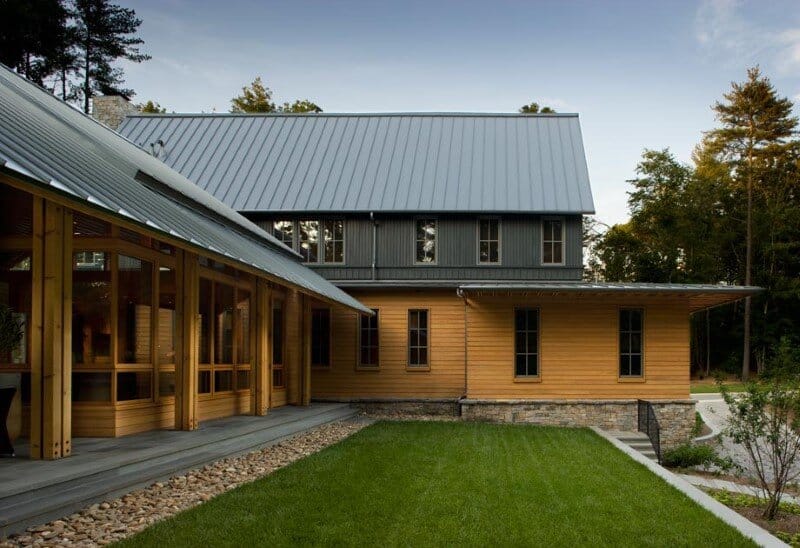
119 0 800 226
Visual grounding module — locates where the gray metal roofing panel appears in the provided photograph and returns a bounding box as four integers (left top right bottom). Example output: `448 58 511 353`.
457 282 762 293
118 112 596 214
0 65 370 314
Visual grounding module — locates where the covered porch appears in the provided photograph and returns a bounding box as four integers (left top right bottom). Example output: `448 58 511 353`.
0 402 357 537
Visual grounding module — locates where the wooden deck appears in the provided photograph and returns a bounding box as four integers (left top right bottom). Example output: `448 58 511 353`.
0 403 357 537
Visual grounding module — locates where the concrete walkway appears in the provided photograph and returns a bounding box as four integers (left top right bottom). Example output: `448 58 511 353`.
0 403 356 537
678 473 800 505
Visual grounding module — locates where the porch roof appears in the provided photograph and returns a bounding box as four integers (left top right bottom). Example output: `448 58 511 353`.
0 64 370 314
458 282 762 312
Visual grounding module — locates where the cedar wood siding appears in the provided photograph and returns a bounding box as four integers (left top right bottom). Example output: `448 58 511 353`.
467 295 691 400
311 290 466 400
311 290 691 401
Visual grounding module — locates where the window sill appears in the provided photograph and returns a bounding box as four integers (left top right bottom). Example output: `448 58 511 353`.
406 366 431 372
311 365 331 371
356 365 380 372
513 376 542 383
618 376 646 383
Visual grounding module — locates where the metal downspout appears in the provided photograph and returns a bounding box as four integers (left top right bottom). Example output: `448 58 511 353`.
456 287 468 403
370 211 377 280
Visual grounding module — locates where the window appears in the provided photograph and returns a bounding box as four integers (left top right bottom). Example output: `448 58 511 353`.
478 219 500 264
117 255 153 364
514 308 539 377
359 310 379 368
272 221 294 248
272 302 285 388
311 308 331 367
72 252 112 364
117 371 152 401
324 220 345 263
542 218 564 265
299 220 319 263
415 219 437 263
620 308 644 377
0 252 32 367
408 309 429 368
214 283 235 364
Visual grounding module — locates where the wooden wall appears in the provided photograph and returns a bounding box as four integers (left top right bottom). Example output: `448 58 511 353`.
466 295 691 400
311 290 692 402
311 290 466 400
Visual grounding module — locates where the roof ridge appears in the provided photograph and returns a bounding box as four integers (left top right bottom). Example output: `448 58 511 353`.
125 112 580 118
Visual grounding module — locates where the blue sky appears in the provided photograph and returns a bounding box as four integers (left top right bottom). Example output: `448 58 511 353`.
120 0 800 225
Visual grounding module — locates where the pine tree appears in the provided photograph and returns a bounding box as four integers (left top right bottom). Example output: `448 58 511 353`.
72 0 150 113
230 77 275 113
703 67 798 380
519 102 555 114
0 0 69 84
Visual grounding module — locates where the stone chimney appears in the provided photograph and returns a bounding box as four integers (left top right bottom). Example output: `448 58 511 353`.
91 95 139 130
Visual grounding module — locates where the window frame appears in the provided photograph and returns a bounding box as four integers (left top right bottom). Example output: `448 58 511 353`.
476 217 502 265
513 307 541 381
323 219 346 265
414 218 438 265
540 216 565 266
356 309 380 370
618 307 645 380
271 220 295 250
407 308 431 371
271 298 286 389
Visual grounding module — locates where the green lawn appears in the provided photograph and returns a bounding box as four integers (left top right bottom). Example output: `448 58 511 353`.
120 422 753 547
691 382 747 394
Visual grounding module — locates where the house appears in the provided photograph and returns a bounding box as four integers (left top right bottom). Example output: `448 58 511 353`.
0 64 372 460
116 111 759 449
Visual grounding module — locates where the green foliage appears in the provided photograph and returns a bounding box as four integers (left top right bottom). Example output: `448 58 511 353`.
519 102 555 114
761 337 800 381
230 76 275 113
277 99 322 113
710 488 800 515
692 412 704 437
119 422 753 547
138 100 165 113
0 304 23 354
661 443 733 471
720 379 800 519
0 0 70 84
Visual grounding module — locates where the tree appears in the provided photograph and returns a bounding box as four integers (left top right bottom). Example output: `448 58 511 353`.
720 379 800 520
72 0 150 113
230 77 275 113
278 99 322 113
519 102 555 114
702 67 798 380
0 0 70 84
139 99 165 113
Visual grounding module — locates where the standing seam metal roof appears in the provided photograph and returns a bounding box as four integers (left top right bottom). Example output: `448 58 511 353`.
0 64 370 314
118 112 596 214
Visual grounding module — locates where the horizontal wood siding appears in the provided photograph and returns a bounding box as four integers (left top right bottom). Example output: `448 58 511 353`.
115 401 174 437
72 405 115 437
198 393 251 422
466 295 690 400
311 290 466 399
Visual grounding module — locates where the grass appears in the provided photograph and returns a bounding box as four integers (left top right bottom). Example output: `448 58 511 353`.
691 381 747 393
119 422 754 547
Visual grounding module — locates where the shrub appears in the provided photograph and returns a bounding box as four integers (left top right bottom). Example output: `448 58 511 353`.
662 443 733 471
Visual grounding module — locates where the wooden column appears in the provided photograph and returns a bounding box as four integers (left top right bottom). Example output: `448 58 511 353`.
301 295 312 406
30 199 72 459
285 288 302 405
252 279 271 416
175 249 199 430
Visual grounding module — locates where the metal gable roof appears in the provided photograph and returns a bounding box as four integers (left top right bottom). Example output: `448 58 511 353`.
0 64 370 314
118 112 596 214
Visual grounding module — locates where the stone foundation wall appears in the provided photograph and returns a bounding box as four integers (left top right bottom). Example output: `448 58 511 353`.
460 399 696 451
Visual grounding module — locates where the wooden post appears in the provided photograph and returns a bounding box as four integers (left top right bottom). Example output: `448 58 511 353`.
252 280 271 416
285 288 302 405
31 200 72 459
301 295 312 406
175 249 199 430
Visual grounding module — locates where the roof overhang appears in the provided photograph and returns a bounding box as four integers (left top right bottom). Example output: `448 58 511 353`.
457 282 762 312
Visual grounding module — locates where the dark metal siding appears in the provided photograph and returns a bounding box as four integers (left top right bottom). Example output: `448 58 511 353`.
253 214 583 281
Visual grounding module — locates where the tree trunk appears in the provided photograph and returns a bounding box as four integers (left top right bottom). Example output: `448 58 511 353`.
742 149 753 381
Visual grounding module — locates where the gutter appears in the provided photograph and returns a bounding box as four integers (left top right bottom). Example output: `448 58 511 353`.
370 211 377 281
456 287 468 399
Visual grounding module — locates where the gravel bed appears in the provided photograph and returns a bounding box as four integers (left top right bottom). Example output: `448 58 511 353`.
0 419 368 548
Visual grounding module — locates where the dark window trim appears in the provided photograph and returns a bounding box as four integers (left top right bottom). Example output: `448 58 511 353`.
514 307 540 379
414 218 438 265
476 217 502 265
357 309 380 370
619 307 645 379
279 219 346 265
310 307 332 368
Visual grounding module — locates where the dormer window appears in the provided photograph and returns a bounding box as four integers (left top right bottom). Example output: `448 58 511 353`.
272 221 294 248
478 218 500 264
415 219 437 264
542 218 564 265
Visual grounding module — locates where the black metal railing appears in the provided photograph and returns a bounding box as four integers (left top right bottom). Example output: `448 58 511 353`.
637 399 662 463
